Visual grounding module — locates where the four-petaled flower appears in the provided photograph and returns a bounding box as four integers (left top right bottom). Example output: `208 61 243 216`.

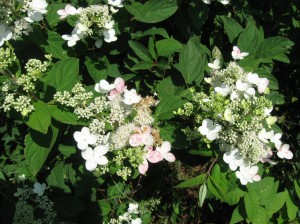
236 165 261 185
123 89 141 105
198 119 222 141
231 46 249 60
104 29 117 42
73 127 98 150
57 4 78 19
81 145 109 171
277 144 293 160
223 148 245 171
33 182 47 196
208 59 221 70
25 0 48 23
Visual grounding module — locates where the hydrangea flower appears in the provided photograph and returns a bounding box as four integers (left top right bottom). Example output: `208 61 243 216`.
123 89 141 105
258 128 274 143
198 119 222 141
25 0 48 23
128 203 139 214
33 182 47 196
73 127 98 150
214 82 230 96
235 79 255 99
277 144 293 159
156 141 176 162
236 165 261 185
108 0 124 8
270 133 282 149
104 29 117 42
260 150 276 164
0 24 12 46
208 59 221 70
231 46 249 60
81 145 109 171
57 4 78 19
62 29 83 47
131 218 142 224
95 80 115 93
246 72 269 94
223 148 245 171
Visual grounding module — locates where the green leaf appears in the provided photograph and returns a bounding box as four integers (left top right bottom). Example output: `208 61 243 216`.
286 191 298 221
220 16 243 43
256 37 294 61
176 174 206 188
148 37 157 60
177 38 206 85
237 22 262 54
43 57 79 91
42 31 74 59
156 76 184 99
154 96 185 120
107 182 125 199
230 203 246 224
25 125 59 175
294 180 300 199
46 3 65 27
98 199 111 216
244 191 260 221
156 39 182 57
264 191 287 218
84 56 108 82
125 0 178 23
50 105 87 125
132 61 154 70
246 177 276 202
198 183 207 207
46 162 71 192
25 101 52 134
207 164 228 201
128 40 153 62
265 91 285 105
58 145 77 157
141 27 170 38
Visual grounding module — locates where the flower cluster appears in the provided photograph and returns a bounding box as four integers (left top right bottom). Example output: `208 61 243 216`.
202 0 230 5
107 203 142 224
0 0 48 43
58 1 122 48
178 46 293 185
54 77 175 180
13 182 57 224
0 53 51 116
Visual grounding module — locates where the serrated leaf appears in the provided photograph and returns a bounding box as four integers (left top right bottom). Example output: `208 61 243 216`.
230 203 246 224
256 36 294 61
246 177 276 202
294 180 300 199
25 101 51 134
207 164 228 201
46 162 71 192
125 0 178 23
128 40 153 62
244 191 260 220
264 191 287 218
43 57 79 91
286 191 298 221
98 199 111 216
132 61 154 70
46 3 65 27
25 125 59 175
154 96 185 120
177 38 206 85
156 38 182 57
142 27 170 38
237 22 261 54
220 16 243 43
176 174 206 188
156 76 184 99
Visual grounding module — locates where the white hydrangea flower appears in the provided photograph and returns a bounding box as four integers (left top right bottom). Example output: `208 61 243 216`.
236 165 261 185
81 145 109 171
131 218 142 224
95 80 115 93
104 28 117 42
231 46 249 60
25 0 48 23
214 82 230 96
223 148 245 171
0 24 12 46
235 79 255 98
246 72 269 94
198 119 222 141
73 127 98 150
57 4 78 19
156 141 176 162
202 0 211 3
218 0 229 4
108 0 124 8
277 144 293 160
123 89 141 105
258 128 274 143
128 203 139 214
62 29 83 47
208 59 221 70
33 182 47 196
270 133 282 149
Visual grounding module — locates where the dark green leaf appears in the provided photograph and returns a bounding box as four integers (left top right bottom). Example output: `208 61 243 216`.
128 40 153 62
46 162 71 192
154 96 185 120
220 16 243 43
156 39 182 57
176 174 206 188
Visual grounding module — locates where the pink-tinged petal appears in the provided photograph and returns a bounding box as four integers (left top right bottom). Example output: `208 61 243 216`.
249 166 259 175
129 134 143 147
114 78 126 93
144 145 153 152
146 151 163 163
57 9 67 19
253 174 261 182
138 159 149 175
95 156 108 165
85 159 97 171
142 133 154 146
81 147 94 160
65 4 77 15
164 153 175 162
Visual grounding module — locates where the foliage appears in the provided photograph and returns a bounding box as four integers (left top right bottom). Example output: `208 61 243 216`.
0 0 299 223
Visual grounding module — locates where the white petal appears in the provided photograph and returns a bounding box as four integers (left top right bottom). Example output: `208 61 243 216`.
81 147 94 160
95 156 108 165
164 153 175 162
94 144 109 156
85 159 97 171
